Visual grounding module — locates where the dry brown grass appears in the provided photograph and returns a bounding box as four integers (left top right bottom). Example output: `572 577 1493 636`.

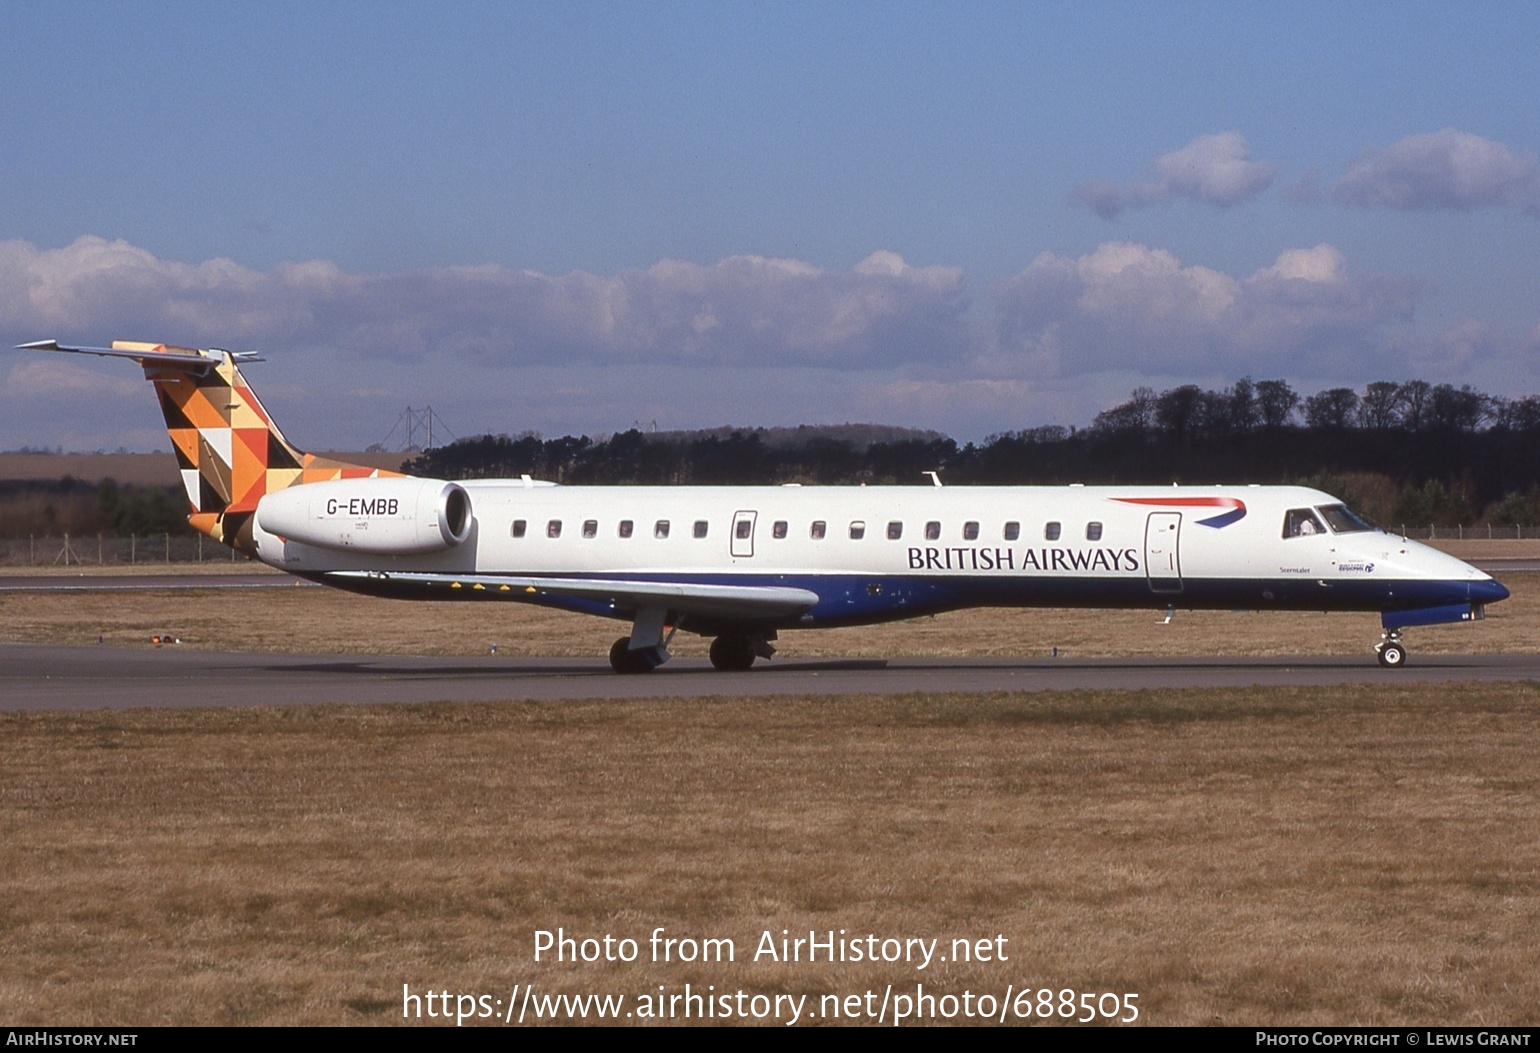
2 684 1538 1026
2 570 1533 661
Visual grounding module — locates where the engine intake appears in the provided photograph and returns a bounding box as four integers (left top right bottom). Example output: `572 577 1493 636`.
256 477 473 555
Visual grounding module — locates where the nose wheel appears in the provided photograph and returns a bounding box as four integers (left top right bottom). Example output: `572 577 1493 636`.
1375 631 1407 669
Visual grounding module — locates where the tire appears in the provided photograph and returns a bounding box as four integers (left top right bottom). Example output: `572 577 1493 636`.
609 637 654 674
1376 641 1406 668
709 635 757 672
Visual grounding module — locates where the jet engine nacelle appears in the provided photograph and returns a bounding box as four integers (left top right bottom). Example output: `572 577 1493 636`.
255 477 473 555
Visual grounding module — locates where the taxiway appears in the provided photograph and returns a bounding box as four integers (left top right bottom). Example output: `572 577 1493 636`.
2 642 1536 710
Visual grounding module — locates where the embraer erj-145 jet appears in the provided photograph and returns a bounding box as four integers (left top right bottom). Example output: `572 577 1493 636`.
17 340 1510 672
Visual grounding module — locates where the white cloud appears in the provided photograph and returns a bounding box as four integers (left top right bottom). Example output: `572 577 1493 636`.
5 235 1490 449
989 242 1418 379
0 237 970 370
1072 132 1277 218
4 358 143 399
1427 319 1503 371
1331 129 1540 215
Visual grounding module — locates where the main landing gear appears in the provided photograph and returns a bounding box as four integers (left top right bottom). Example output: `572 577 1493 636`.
606 608 776 673
1375 630 1407 669
708 633 775 671
609 636 669 674
607 624 777 674
608 607 674 674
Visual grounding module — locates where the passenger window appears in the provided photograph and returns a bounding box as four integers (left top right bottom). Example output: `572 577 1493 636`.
1086 522 1102 541
772 520 788 539
736 520 753 540
583 520 598 539
511 519 526 538
618 519 633 538
655 520 670 539
963 521 979 541
850 521 866 540
1284 509 1326 538
925 521 941 540
1045 522 1061 541
887 521 903 540
811 521 827 540
693 520 709 539
547 520 562 539
1004 521 1020 541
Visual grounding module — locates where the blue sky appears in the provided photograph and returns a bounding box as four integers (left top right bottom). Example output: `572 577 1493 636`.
4 2 1538 452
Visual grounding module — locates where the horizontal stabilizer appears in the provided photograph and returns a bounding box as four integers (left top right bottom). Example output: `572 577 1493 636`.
14 339 262 370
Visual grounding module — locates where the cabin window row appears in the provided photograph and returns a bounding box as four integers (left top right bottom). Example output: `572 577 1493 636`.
510 518 710 540
511 519 1104 541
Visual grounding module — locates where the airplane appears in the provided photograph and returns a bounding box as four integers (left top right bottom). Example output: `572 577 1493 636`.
15 339 1511 672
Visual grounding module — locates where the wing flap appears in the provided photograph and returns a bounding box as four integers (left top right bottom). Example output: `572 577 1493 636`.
324 570 819 619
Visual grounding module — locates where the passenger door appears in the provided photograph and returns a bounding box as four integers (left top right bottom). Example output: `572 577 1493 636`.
1144 512 1182 593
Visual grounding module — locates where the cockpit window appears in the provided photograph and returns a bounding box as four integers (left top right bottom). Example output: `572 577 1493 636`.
1317 503 1378 533
1283 509 1326 538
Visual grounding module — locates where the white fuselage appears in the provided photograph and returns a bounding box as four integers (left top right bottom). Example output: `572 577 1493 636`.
250 482 1503 632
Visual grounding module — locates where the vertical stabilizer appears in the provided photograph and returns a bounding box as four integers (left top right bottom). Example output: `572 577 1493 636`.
16 339 401 555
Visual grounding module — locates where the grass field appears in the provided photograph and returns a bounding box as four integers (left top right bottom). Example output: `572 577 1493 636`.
1 551 1536 1026
2 685 1538 1026
1 567 1532 662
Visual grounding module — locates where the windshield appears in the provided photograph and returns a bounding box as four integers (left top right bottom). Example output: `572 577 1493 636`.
1317 503 1379 533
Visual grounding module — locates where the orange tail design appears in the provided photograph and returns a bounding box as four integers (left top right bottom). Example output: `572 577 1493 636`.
17 340 399 555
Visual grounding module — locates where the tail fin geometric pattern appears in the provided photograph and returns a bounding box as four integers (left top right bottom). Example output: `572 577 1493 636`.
18 340 399 555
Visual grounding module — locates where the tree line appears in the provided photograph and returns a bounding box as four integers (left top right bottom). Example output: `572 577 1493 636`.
405 378 1540 528
0 478 192 539
7 376 1540 537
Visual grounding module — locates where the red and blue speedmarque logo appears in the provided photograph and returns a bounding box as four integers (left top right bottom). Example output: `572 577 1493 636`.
1112 496 1248 529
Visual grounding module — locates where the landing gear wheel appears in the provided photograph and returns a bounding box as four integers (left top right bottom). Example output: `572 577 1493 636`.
709 634 757 672
1376 641 1407 668
609 637 660 674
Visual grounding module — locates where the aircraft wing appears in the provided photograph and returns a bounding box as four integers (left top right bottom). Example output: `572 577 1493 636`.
323 570 820 620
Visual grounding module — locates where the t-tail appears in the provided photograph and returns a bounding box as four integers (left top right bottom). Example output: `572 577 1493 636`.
15 340 399 555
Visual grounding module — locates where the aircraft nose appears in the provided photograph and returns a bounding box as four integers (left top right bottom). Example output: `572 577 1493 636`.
1473 578 1510 604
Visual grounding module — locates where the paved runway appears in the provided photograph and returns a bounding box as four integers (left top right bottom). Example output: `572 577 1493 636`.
0 573 306 591
3 642 1537 710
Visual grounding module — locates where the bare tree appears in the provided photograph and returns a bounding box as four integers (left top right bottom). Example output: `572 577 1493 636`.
1255 379 1299 428
1304 388 1360 429
1397 380 1432 431
1357 381 1403 430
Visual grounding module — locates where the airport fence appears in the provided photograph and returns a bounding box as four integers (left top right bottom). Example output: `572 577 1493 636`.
0 534 243 566
2 524 1539 568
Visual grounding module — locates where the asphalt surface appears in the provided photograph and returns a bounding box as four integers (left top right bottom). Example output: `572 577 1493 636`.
2 643 1537 710
0 573 307 591
3 562 1533 710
